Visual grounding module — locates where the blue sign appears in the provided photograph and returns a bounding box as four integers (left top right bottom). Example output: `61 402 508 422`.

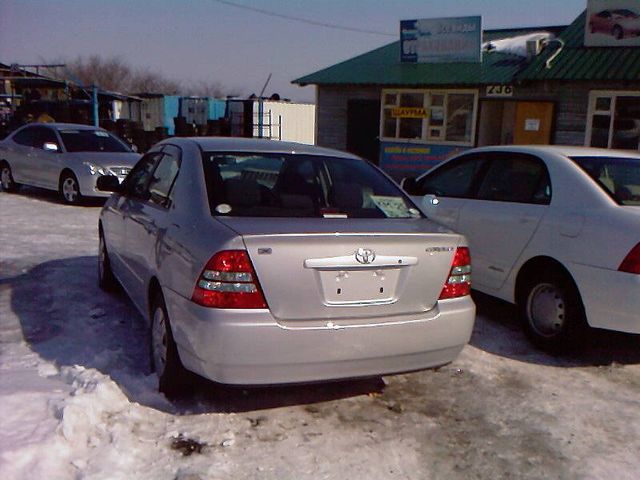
380 141 469 176
400 16 482 63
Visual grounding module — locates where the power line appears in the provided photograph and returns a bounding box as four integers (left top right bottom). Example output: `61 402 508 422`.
211 0 395 37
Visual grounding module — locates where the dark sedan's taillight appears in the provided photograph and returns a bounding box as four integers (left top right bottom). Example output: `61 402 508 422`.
191 250 268 309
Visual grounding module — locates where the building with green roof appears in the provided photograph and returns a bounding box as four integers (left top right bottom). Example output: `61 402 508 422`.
293 6 640 176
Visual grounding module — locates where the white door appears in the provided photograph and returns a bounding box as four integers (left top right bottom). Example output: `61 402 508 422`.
456 152 551 291
408 153 489 231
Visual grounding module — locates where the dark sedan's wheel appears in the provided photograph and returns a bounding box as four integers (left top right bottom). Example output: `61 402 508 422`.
98 231 117 291
612 25 624 40
519 270 588 352
151 292 190 397
0 162 19 192
59 172 82 204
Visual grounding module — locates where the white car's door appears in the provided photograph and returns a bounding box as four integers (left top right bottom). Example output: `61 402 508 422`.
5 125 39 184
456 152 551 291
28 126 63 189
408 153 489 231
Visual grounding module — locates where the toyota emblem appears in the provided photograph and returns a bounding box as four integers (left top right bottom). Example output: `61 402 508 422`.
355 248 376 265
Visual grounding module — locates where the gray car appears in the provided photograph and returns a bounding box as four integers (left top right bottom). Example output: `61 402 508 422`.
97 137 475 396
0 122 140 204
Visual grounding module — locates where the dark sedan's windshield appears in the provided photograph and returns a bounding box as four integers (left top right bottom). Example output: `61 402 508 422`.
202 152 422 219
572 156 640 206
58 129 131 153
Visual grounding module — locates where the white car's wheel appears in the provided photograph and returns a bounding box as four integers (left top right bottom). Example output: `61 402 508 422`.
520 270 588 352
60 172 82 204
0 162 19 192
151 292 189 397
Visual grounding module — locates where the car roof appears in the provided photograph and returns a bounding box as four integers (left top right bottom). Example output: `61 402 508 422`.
20 122 105 131
164 137 362 159
467 145 640 159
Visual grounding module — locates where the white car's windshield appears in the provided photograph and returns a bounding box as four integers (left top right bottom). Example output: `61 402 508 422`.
58 129 131 153
572 156 640 206
202 152 422 219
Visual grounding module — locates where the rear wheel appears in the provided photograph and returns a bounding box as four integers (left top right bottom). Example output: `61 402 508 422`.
59 172 82 204
519 269 588 352
98 230 117 291
0 162 19 192
150 292 190 397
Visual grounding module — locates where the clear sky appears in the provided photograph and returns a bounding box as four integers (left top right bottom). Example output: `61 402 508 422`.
1 0 588 102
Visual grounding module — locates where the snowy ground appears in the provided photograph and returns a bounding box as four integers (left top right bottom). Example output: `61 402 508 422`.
1 188 640 480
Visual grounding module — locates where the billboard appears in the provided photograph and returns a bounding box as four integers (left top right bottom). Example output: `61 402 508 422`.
400 16 482 63
585 0 640 46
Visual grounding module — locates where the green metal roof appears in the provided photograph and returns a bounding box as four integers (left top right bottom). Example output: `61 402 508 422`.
293 26 566 87
519 11 640 81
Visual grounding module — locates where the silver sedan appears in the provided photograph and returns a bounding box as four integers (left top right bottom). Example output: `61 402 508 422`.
97 137 475 396
0 122 140 204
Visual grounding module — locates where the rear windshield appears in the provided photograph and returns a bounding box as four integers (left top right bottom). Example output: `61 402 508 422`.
572 156 640 206
58 129 131 153
202 152 422 219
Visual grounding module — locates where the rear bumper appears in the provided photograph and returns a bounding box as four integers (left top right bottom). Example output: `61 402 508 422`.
164 289 476 385
571 263 640 334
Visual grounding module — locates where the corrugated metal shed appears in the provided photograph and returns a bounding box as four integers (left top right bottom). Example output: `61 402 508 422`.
293 27 566 87
519 11 640 81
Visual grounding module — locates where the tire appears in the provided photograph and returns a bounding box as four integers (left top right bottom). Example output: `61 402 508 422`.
519 269 589 352
0 162 20 193
612 25 624 40
98 230 118 292
150 292 190 397
59 172 82 204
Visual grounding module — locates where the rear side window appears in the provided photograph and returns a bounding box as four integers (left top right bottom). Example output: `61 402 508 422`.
123 152 163 199
477 153 551 204
572 156 640 206
202 152 422 219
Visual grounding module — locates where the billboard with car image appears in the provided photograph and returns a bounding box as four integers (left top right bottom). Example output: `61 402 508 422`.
585 0 640 46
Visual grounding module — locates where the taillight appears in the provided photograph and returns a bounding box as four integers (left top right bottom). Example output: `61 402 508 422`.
439 247 472 299
619 243 640 274
191 250 268 309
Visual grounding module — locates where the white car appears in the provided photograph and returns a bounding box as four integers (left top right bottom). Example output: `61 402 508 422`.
403 145 640 350
0 122 140 204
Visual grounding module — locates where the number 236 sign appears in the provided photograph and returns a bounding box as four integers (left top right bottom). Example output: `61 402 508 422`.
486 85 514 97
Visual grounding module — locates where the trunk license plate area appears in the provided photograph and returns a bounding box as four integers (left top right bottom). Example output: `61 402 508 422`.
318 268 401 306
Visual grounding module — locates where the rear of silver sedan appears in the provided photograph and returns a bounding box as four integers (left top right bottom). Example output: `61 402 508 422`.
159 144 475 385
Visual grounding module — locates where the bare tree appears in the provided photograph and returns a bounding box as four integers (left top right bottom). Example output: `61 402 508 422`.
43 55 228 97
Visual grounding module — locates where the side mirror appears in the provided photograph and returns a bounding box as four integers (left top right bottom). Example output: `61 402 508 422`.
96 175 124 193
43 142 59 152
401 176 419 195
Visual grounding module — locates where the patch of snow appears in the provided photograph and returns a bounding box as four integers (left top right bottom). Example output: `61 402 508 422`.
483 32 554 57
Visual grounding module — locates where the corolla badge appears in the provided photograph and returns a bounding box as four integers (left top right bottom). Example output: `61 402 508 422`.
355 248 376 264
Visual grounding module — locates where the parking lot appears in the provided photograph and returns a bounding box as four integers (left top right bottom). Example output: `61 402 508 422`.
2 188 640 480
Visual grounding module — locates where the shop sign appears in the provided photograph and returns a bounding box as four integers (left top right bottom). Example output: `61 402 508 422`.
400 16 482 63
380 141 468 173
585 0 640 47
486 85 514 97
391 107 429 118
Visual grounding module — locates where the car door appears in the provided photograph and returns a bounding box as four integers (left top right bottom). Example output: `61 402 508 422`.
110 150 163 305
456 152 551 291
409 153 489 231
6 126 39 184
29 126 63 189
123 146 182 307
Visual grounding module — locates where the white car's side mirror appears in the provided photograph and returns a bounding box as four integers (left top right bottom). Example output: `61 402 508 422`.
425 194 440 206
43 142 59 152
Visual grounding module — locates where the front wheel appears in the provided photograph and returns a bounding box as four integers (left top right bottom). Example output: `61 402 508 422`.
150 292 190 397
519 270 588 352
98 231 118 291
0 162 20 192
59 172 82 204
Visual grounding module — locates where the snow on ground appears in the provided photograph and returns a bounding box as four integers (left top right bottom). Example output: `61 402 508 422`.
1 188 640 480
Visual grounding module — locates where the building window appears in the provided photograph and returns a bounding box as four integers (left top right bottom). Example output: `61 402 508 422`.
381 89 478 145
587 91 640 151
